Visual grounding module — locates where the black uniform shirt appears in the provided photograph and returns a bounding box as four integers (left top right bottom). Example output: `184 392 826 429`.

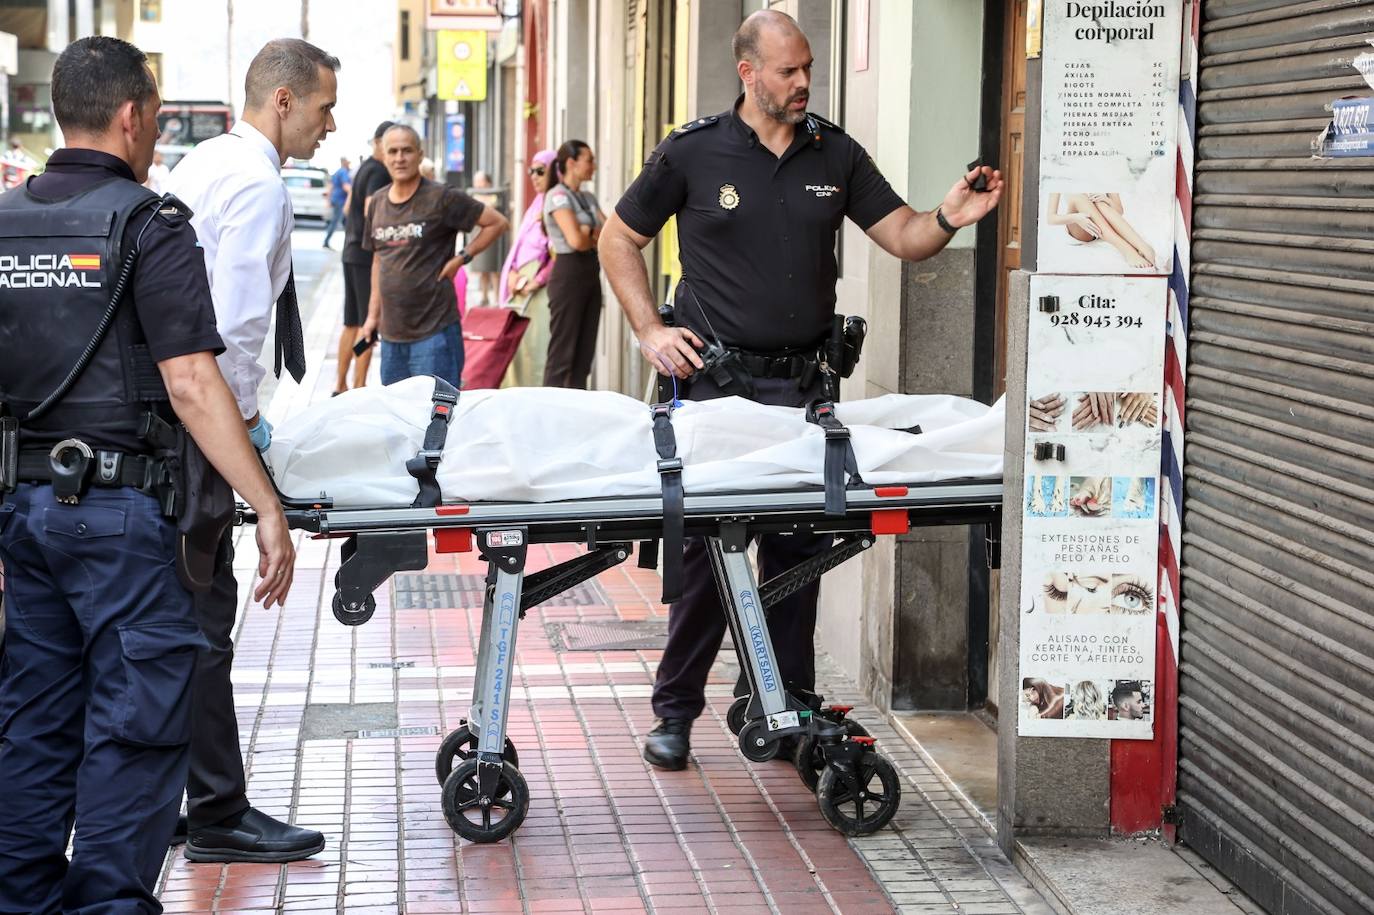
24 149 224 449
616 97 905 350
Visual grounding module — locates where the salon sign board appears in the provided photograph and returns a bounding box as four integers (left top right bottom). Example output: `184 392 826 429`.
1018 274 1164 738
1037 1 1184 276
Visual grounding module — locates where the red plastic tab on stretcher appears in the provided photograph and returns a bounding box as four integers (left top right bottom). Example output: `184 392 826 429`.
870 509 909 535
874 486 909 497
434 504 470 516
851 735 876 747
434 528 473 553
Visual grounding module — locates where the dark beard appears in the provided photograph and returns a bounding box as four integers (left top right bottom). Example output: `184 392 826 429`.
752 83 807 125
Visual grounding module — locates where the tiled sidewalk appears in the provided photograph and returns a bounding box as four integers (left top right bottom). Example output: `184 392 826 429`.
157 264 1052 914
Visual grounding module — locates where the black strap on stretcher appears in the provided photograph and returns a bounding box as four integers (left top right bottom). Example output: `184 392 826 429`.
406 378 460 508
807 401 863 516
640 401 685 603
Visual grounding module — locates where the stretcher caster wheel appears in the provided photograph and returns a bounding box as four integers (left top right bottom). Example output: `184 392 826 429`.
442 759 529 843
794 718 871 792
435 724 520 786
815 751 901 836
332 592 376 626
738 719 779 762
727 696 750 736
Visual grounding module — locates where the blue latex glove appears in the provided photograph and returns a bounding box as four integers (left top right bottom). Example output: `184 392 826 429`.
247 416 273 453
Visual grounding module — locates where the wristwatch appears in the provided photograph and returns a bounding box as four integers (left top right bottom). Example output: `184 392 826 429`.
457 248 471 265
935 206 959 234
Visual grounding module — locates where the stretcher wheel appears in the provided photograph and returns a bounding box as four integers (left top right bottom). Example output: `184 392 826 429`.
815 751 901 836
332 592 376 626
726 696 750 736
441 759 529 843
737 719 779 762
793 718 872 792
435 725 520 787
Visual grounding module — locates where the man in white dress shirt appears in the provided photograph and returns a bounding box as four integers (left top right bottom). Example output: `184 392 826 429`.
164 37 338 864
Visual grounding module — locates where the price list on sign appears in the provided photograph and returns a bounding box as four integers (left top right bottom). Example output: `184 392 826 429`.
1036 1 1184 276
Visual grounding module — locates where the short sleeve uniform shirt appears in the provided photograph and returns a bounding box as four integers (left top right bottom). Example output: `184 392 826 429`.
363 179 484 343
615 98 904 351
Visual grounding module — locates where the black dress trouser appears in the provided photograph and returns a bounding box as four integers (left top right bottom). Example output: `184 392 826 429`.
650 373 834 721
543 250 603 389
186 531 250 827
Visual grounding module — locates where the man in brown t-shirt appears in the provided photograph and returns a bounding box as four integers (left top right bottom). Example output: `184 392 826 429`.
360 124 507 385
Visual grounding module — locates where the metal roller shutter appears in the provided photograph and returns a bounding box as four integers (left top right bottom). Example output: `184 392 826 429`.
1180 2 1374 913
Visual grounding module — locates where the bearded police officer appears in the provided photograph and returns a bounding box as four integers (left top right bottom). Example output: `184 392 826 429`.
600 10 1003 770
0 37 294 913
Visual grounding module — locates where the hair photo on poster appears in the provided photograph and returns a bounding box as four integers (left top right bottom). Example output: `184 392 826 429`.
1021 677 1067 721
1069 476 1112 518
1043 192 1162 272
1026 475 1071 517
1112 477 1156 519
1065 679 1110 720
1108 679 1153 721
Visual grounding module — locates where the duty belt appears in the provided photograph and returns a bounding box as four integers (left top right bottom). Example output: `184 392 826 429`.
17 444 160 504
730 348 819 380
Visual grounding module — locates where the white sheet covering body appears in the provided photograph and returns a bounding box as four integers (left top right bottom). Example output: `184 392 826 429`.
267 377 1005 507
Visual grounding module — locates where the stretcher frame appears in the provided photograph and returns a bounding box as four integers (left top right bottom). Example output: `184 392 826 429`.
266 478 1003 842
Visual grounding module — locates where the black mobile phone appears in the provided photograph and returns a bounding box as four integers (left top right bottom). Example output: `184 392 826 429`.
352 335 376 357
966 157 990 192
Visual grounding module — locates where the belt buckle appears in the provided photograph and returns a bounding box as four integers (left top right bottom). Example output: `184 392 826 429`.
49 438 94 505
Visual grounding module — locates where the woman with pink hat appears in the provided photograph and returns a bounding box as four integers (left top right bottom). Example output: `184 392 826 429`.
499 148 558 386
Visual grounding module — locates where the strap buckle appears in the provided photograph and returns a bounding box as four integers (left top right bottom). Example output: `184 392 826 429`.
414 448 443 469
657 456 683 475
650 403 674 420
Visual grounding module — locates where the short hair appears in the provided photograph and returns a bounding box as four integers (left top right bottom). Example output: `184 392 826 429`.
382 124 422 149
1110 682 1143 707
244 39 340 110
373 119 396 140
732 10 804 65
51 36 158 134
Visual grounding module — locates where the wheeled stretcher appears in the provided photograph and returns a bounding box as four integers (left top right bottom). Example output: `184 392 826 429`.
261 474 1002 843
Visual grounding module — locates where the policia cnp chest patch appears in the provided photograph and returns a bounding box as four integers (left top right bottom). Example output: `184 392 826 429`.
718 185 740 210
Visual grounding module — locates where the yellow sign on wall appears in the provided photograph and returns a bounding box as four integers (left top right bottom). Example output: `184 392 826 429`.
437 30 488 101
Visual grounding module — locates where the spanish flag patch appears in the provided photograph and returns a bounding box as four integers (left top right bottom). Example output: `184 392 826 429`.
68 254 101 271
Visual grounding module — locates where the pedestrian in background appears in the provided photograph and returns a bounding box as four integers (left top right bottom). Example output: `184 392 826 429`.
542 140 606 389
499 148 557 387
0 36 293 912
164 36 337 863
467 170 504 307
322 154 350 248
143 148 169 193
336 121 393 395
359 124 507 387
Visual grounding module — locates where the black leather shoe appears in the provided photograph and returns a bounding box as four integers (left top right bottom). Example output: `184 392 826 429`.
169 815 188 847
643 718 692 771
184 808 326 864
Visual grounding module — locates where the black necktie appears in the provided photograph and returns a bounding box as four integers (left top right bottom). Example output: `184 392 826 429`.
274 269 306 382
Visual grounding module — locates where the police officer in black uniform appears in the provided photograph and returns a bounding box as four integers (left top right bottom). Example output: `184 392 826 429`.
0 36 295 913
601 10 1003 770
